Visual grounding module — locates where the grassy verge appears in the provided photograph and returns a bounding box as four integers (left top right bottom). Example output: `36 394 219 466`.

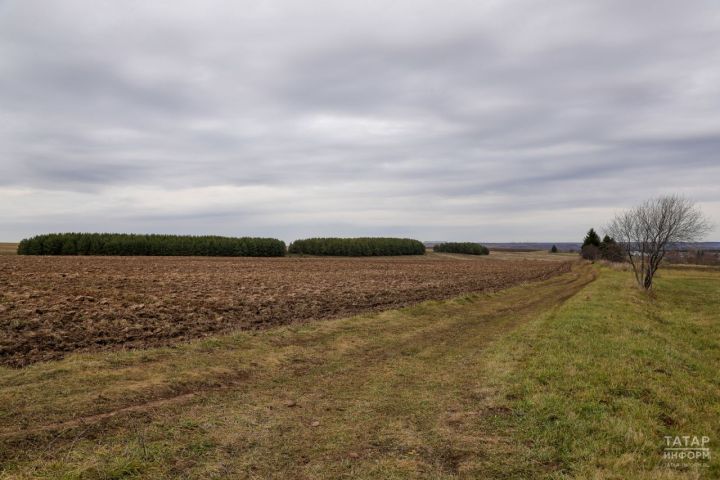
0 264 718 479
481 266 720 479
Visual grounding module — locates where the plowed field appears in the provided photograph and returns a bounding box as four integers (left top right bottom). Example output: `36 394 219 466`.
0 255 571 367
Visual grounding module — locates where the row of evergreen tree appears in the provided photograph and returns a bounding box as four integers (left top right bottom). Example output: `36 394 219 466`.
17 234 502 258
16 233 287 257
433 242 489 255
287 237 426 256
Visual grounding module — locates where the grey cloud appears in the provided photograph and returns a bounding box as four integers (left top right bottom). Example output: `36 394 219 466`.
1 0 719 241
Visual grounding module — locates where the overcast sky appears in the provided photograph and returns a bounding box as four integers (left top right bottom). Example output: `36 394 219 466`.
1 0 719 242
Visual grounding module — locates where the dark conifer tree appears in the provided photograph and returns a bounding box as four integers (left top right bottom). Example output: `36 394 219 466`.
582 228 601 247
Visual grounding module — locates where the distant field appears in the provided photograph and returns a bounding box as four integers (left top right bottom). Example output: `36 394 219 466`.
0 253 571 367
431 249 576 262
484 249 577 261
436 249 578 262
0 243 17 255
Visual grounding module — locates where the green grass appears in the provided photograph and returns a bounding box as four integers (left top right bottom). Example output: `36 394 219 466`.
0 264 718 479
482 266 720 479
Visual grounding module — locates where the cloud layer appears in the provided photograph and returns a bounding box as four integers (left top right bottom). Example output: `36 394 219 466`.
2 0 719 241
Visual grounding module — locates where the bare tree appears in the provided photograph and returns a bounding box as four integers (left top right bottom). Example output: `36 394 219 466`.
606 195 711 290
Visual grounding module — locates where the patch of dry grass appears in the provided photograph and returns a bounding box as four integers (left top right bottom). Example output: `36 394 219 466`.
0 243 17 255
475 250 577 262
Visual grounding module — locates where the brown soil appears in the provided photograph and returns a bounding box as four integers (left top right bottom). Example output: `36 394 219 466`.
0 255 571 367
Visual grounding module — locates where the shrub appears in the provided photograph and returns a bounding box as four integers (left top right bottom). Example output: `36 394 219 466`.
665 249 720 266
433 242 489 255
550 245 558 253
16 233 286 257
581 244 600 261
287 237 425 256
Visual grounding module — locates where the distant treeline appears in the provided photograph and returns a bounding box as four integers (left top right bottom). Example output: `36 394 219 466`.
288 237 426 256
17 233 286 257
433 242 489 255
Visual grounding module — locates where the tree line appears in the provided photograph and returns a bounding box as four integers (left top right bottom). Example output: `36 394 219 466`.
17 234 429 257
17 233 287 257
433 242 489 255
287 237 426 256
